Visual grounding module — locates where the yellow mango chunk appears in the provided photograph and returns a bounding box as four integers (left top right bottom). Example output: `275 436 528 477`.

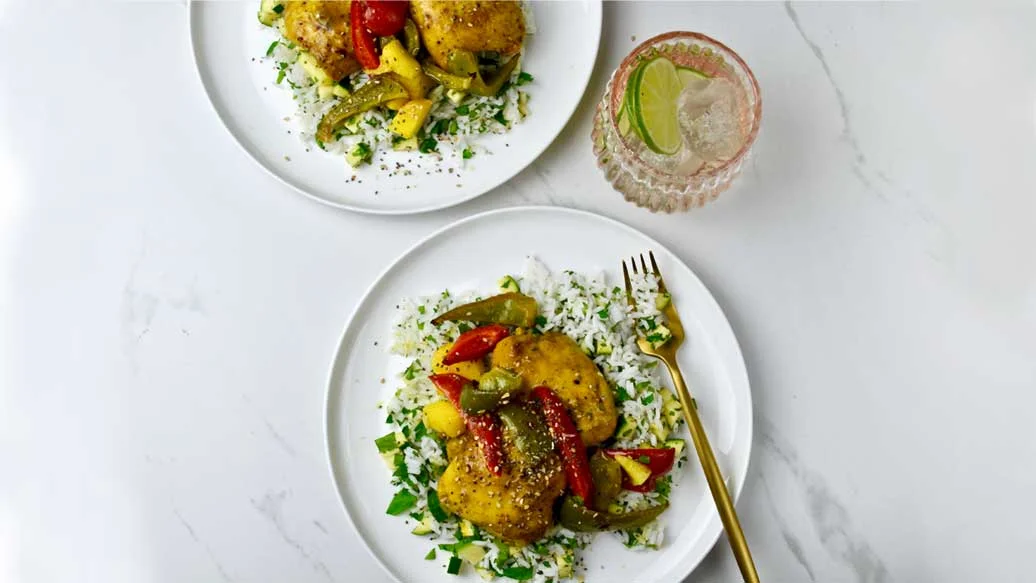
430 344 486 380
369 39 434 99
613 454 652 486
424 400 465 437
389 99 433 139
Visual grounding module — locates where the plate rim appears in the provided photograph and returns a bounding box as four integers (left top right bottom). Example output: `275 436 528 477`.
186 1 603 215
323 205 754 582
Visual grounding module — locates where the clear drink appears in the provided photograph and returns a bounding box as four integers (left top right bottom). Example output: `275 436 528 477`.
592 32 761 212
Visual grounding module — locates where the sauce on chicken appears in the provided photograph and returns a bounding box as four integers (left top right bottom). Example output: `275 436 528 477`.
283 1 362 81
410 0 526 70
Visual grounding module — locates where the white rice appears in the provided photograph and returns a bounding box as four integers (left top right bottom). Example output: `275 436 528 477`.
380 259 687 582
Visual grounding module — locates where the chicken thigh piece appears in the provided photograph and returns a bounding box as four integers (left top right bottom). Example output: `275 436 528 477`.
492 333 618 446
283 1 363 81
437 433 565 544
409 0 525 70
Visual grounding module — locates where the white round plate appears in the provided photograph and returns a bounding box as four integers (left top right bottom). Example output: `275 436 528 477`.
189 1 601 214
326 207 753 582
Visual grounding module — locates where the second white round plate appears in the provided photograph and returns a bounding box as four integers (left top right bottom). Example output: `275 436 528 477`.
326 207 753 582
189 1 601 214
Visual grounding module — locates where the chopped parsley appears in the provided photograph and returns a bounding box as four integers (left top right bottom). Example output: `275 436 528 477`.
501 566 534 580
374 432 399 453
455 104 470 115
640 393 654 405
462 148 474 160
265 40 279 57
425 549 436 561
414 466 431 486
402 359 422 381
495 542 510 568
419 136 438 154
272 3 284 14
616 385 632 403
430 119 450 135
493 110 508 126
385 490 417 515
391 452 408 482
623 531 638 548
515 71 534 86
275 69 286 85
654 474 673 497
426 490 448 521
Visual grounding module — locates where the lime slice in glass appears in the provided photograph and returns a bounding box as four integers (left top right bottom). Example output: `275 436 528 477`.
617 103 632 137
621 78 644 141
622 64 643 137
677 66 710 86
631 57 683 155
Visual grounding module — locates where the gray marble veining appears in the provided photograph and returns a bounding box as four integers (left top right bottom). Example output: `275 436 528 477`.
758 419 891 583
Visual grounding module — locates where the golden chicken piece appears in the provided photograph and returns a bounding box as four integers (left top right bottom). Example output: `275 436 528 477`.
438 433 564 544
492 333 618 446
283 1 362 82
409 0 525 71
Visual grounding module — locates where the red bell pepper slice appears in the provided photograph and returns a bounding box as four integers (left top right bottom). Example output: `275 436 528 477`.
428 373 504 475
532 386 595 507
428 373 467 404
442 324 509 365
603 447 676 492
350 0 380 70
362 0 409 36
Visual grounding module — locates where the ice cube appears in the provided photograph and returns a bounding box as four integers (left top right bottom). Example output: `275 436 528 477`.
677 77 744 163
638 143 704 176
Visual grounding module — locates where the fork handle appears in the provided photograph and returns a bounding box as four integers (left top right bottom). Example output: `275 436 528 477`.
665 360 760 583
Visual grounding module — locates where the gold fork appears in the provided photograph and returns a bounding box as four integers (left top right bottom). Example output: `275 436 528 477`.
623 251 760 583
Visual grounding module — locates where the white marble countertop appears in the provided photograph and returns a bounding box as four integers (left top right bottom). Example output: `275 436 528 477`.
2 2 1035 582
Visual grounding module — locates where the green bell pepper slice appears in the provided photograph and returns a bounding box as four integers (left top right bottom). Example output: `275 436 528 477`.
316 76 409 143
430 292 539 328
557 496 669 532
498 404 554 465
